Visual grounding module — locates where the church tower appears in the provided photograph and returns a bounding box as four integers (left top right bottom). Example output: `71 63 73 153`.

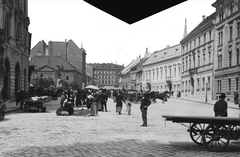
183 18 187 38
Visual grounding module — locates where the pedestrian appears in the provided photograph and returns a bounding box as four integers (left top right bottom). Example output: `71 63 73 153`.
100 91 108 112
90 93 99 116
60 91 68 108
214 93 228 117
140 93 151 127
16 89 21 106
171 91 174 97
116 91 125 114
125 98 132 115
1 87 7 102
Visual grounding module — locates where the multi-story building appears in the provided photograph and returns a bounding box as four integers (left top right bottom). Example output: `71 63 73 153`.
119 56 141 90
130 48 151 91
30 56 82 89
180 13 215 101
0 0 31 99
88 63 124 89
85 64 94 86
142 44 181 94
212 0 240 102
30 39 87 88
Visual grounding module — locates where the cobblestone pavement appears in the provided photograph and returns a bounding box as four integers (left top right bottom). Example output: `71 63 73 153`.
1 98 240 157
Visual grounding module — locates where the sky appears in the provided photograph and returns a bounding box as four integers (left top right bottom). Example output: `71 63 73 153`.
28 0 216 67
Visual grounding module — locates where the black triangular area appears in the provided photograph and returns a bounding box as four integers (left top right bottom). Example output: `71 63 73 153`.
83 1 187 24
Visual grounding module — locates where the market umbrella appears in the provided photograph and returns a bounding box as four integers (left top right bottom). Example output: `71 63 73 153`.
84 85 100 90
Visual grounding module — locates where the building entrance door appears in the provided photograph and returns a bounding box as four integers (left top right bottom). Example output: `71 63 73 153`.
191 77 194 95
15 63 20 96
3 58 11 99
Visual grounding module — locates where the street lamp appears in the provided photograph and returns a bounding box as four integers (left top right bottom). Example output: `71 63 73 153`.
205 83 208 103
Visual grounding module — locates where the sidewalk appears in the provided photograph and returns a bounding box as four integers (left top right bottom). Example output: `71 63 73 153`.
177 96 240 110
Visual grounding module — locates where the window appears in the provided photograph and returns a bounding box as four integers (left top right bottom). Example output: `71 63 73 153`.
238 23 240 37
218 54 222 69
169 68 172 77
161 70 163 79
237 48 240 65
203 53 205 65
199 37 201 46
198 55 200 67
194 39 196 49
219 9 224 22
156 70 159 80
209 51 211 63
202 77 205 90
218 31 223 45
208 76 210 89
229 50 232 67
228 79 231 91
204 34 206 44
178 67 180 76
182 58 184 71
186 57 188 70
209 31 212 41
174 68 176 77
236 78 239 91
230 26 233 41
217 80 222 92
189 57 191 69
197 78 200 89
230 1 234 14
165 69 167 78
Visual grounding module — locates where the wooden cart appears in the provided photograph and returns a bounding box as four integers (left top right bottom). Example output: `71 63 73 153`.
22 98 46 112
162 115 240 151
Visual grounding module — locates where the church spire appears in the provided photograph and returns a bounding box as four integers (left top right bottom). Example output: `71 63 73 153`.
183 18 187 38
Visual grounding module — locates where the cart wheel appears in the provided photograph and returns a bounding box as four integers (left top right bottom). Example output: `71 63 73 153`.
189 123 207 145
0 105 5 120
202 124 230 151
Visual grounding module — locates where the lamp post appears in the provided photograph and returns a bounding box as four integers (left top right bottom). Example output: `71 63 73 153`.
205 83 208 103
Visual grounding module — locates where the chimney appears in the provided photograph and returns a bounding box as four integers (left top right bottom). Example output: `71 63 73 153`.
202 15 206 21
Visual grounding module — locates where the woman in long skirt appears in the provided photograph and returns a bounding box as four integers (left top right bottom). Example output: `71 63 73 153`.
116 91 125 114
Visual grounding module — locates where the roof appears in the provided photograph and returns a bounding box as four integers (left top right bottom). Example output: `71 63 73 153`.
181 12 216 43
88 63 124 70
143 44 181 66
30 55 79 72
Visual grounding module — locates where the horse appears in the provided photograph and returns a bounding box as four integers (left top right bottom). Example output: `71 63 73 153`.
148 91 169 103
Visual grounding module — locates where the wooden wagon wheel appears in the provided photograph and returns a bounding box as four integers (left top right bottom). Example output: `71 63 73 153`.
202 124 230 151
189 123 207 145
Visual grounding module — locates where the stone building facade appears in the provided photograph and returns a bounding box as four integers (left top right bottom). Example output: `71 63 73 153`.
0 0 31 99
88 63 124 89
30 40 86 89
142 44 181 94
180 13 215 101
212 0 240 101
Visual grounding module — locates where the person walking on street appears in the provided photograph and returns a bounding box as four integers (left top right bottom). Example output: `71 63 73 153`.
140 93 151 127
214 93 228 117
1 87 7 102
100 91 108 112
116 91 125 114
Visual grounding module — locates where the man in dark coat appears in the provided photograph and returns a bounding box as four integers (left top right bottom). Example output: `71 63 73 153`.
116 91 125 114
100 91 108 112
140 93 151 127
1 87 7 102
214 93 228 117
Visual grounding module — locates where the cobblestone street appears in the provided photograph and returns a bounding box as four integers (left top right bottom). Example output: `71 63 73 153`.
1 98 240 157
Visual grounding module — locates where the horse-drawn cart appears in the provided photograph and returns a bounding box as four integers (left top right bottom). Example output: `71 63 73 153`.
22 96 47 112
162 115 240 151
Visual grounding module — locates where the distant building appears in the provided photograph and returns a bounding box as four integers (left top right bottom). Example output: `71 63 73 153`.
0 0 31 99
142 45 181 93
30 56 82 89
212 0 240 102
88 63 124 89
30 40 87 89
85 64 94 86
